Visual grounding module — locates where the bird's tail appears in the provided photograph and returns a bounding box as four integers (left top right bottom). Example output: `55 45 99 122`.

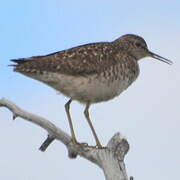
9 58 34 73
10 58 30 66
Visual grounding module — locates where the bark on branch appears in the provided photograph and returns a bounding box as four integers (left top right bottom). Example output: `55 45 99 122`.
0 98 131 180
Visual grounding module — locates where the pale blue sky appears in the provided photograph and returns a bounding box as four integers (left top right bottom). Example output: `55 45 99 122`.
0 0 180 180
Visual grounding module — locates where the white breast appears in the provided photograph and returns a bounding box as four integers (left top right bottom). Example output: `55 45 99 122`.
24 62 139 104
39 72 135 103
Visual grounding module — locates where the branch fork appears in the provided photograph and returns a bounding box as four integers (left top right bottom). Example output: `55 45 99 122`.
0 98 131 180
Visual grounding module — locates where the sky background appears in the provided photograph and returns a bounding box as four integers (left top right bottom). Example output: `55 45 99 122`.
0 0 180 180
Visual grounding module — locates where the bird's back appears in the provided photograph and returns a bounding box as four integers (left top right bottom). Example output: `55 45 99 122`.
12 42 118 75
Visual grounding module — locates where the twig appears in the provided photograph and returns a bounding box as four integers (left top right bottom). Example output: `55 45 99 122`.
39 135 55 152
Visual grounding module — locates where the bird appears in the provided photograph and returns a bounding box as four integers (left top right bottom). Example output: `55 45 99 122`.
11 34 172 148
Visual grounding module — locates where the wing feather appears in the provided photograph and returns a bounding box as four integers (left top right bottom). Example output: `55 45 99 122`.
11 42 121 76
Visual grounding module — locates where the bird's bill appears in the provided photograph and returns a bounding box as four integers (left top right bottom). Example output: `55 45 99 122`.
148 51 173 65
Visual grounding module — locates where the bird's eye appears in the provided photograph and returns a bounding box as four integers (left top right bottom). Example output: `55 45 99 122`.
135 42 142 48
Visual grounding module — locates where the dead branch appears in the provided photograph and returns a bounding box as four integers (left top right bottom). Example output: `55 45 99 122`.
0 98 130 180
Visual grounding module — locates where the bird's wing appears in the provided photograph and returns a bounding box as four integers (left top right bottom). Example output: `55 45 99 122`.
11 42 120 76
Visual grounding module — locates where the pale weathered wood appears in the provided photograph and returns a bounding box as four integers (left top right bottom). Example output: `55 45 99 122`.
0 98 131 180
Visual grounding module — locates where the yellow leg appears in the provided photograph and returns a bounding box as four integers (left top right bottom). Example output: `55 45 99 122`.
84 103 102 148
65 99 78 144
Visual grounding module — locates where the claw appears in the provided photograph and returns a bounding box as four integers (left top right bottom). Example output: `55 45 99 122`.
71 139 89 147
95 145 106 149
95 141 103 149
80 142 88 146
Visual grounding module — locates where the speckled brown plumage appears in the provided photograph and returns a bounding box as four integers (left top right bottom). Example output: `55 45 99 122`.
11 34 172 148
12 42 122 76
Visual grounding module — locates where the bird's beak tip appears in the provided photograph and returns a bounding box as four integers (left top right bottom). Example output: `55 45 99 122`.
149 51 173 65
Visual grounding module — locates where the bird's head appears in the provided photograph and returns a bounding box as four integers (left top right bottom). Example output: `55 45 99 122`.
115 34 173 65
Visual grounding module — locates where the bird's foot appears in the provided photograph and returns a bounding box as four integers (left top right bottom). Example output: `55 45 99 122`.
93 141 107 149
95 145 106 149
84 144 106 149
71 139 88 147
71 138 106 149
